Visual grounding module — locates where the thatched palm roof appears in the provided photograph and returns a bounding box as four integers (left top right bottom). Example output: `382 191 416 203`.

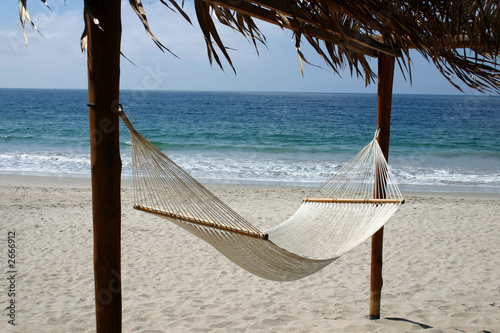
191 0 500 93
21 0 500 93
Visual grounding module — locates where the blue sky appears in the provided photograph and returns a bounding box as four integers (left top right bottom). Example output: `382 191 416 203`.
0 0 482 95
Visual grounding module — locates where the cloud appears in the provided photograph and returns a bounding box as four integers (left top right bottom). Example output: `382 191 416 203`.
0 3 86 89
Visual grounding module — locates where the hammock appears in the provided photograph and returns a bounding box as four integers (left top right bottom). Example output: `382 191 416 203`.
119 109 404 282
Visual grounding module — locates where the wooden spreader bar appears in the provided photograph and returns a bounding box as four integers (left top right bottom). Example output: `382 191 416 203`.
303 198 405 204
134 204 269 240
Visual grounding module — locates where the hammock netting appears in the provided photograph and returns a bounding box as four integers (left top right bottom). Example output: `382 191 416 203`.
119 110 403 281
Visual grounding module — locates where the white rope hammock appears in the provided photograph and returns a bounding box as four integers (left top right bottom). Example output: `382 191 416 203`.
119 109 404 282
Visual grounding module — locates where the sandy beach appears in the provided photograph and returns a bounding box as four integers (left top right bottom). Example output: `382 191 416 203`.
1 175 499 332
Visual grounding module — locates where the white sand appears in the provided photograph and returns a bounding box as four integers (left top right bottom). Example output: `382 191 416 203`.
1 175 499 332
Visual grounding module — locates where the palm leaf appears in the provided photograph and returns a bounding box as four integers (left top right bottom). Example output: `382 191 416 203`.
18 0 44 45
128 0 178 57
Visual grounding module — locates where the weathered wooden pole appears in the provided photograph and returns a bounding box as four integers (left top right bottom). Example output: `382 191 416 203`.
369 53 395 320
85 1 122 332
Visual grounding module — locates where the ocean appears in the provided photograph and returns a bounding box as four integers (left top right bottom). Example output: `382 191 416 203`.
1 88 499 193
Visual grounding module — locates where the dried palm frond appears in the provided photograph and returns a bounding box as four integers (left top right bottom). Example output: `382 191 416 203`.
80 0 105 53
128 0 181 57
18 0 48 45
194 0 268 72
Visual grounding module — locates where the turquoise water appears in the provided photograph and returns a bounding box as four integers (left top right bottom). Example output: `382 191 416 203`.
1 89 499 192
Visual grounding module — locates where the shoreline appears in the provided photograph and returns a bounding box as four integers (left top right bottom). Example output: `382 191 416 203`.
1 173 499 198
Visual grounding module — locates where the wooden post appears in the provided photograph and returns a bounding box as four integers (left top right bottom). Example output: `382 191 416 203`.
369 53 395 320
85 1 122 332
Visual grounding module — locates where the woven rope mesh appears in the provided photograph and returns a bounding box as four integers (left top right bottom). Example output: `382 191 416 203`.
120 111 403 281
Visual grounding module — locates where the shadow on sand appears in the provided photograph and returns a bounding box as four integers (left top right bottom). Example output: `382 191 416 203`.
385 317 433 329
